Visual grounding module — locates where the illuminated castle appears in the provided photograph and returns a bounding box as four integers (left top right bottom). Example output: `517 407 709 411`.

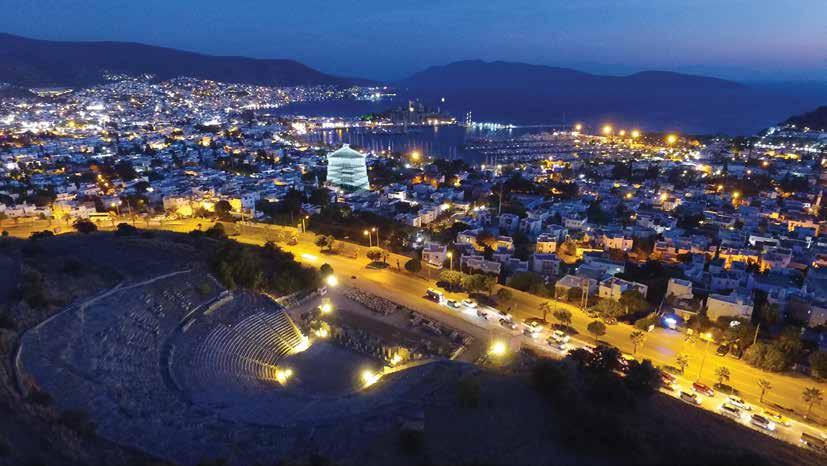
326 144 370 191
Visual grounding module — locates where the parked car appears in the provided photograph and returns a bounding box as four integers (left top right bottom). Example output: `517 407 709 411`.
692 382 715 397
715 344 730 356
680 390 701 405
660 371 677 385
750 414 775 431
476 309 489 320
726 396 750 411
523 317 546 331
719 403 742 420
499 318 517 330
550 330 570 343
462 299 477 308
446 299 461 309
762 410 791 427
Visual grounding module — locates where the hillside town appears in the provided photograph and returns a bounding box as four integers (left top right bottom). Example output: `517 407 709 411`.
3 77 827 416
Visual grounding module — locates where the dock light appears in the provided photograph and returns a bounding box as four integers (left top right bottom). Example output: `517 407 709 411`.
325 275 338 287
489 341 507 356
361 369 381 387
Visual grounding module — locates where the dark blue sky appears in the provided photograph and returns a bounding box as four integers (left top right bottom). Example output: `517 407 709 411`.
4 0 826 81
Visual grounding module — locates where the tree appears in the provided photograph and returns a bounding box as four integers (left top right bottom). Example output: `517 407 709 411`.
366 247 383 262
802 387 823 418
215 200 233 220
619 290 649 314
757 379 772 403
115 222 138 236
624 359 661 397
495 287 513 304
439 270 465 290
715 366 731 386
475 231 498 250
675 354 689 374
404 258 422 273
508 272 547 296
552 309 572 328
810 351 827 379
463 273 496 296
629 331 646 355
634 312 657 331
319 263 334 277
73 219 97 234
315 235 335 251
557 238 578 264
587 320 607 343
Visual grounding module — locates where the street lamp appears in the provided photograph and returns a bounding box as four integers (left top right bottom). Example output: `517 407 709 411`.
574 123 582 132
363 229 372 247
631 130 641 139
372 227 379 247
447 251 453 271
602 125 613 136
666 134 678 145
301 215 309 233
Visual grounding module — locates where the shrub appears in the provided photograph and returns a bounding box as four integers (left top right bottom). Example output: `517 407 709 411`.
404 258 422 273
73 220 97 234
398 428 425 456
456 376 481 408
115 222 138 236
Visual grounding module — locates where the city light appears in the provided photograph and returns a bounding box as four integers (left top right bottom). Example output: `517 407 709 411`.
489 341 507 356
320 302 333 314
410 150 421 161
325 275 338 287
631 129 640 139
602 125 613 135
574 123 582 132
275 368 293 385
361 369 381 387
666 134 678 145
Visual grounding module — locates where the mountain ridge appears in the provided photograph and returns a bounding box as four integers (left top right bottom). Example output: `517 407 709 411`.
0 33 368 88
399 59 746 93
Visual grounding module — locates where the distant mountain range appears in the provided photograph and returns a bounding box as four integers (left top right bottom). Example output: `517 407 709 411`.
783 106 827 131
399 60 745 94
0 34 824 135
0 33 362 88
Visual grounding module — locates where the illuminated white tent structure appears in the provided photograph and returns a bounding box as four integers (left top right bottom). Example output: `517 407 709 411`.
326 144 370 191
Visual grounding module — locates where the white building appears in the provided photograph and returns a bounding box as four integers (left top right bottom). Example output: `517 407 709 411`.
598 277 648 301
326 144 370 191
707 293 754 321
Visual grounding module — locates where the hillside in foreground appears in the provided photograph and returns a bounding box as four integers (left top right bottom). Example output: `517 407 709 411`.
0 231 824 465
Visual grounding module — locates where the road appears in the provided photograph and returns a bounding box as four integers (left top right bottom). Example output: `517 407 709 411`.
4 216 827 446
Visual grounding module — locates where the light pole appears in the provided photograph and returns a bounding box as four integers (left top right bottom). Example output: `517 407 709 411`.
363 230 372 247
697 332 713 381
301 215 309 233
372 227 379 247
447 251 453 271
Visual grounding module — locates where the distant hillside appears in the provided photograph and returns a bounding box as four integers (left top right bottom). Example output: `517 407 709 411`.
783 105 827 131
399 60 746 94
0 33 362 88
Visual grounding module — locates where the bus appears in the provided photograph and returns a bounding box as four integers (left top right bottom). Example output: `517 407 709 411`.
425 288 444 304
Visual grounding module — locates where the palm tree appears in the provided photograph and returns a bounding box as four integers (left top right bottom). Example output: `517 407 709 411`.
539 301 553 323
675 354 689 374
629 331 646 355
757 379 772 403
715 366 731 386
802 387 823 418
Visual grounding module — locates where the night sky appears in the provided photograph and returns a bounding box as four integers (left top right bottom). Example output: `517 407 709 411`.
4 0 826 81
